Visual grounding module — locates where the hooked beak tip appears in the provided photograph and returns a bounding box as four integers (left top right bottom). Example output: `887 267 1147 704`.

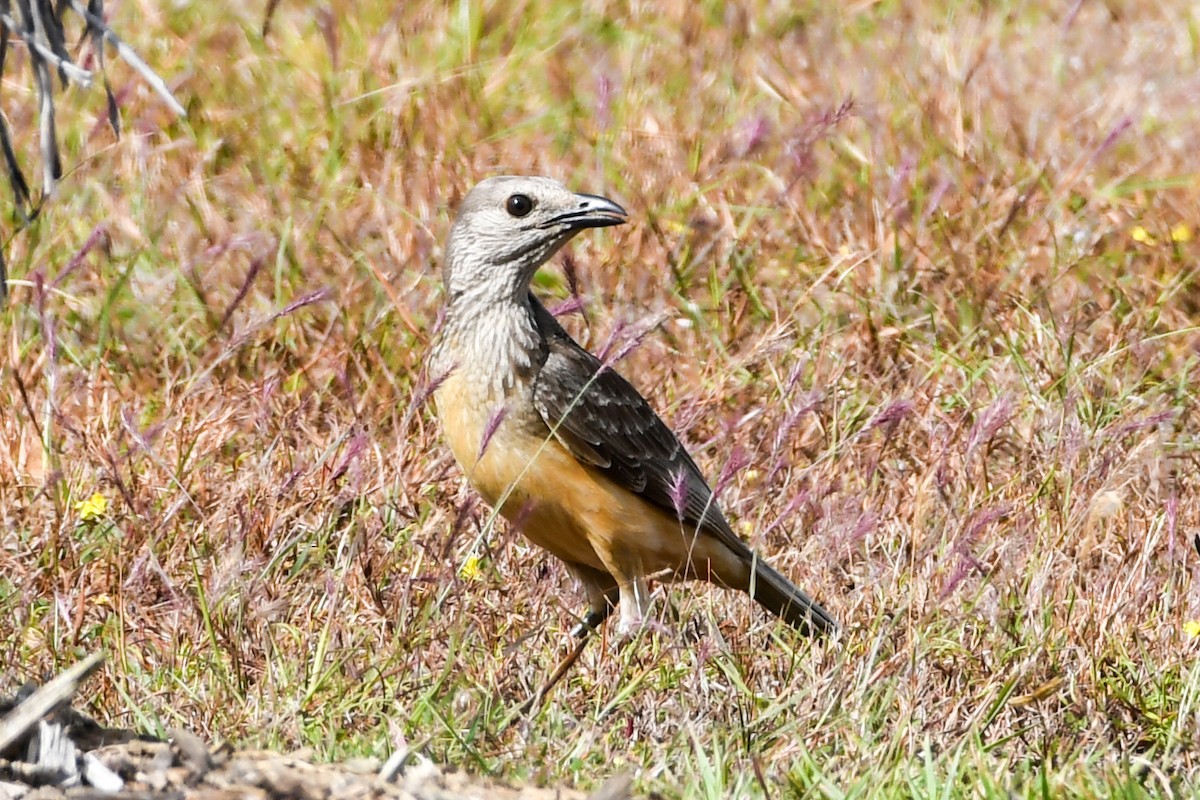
542 192 627 230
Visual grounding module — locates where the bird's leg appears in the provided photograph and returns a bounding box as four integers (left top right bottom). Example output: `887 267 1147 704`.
511 565 616 721
573 607 611 637
568 564 620 638
590 545 653 638
574 568 675 639
512 634 592 720
615 574 652 638
572 588 619 638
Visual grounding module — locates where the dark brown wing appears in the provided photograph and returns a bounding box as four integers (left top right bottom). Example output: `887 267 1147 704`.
529 300 751 557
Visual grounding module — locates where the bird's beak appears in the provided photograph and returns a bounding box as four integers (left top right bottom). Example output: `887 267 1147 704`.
540 193 628 230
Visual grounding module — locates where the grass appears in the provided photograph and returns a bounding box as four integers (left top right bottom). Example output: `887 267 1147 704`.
2 0 1199 796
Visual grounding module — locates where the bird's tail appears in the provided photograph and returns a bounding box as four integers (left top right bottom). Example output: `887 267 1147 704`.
747 559 838 636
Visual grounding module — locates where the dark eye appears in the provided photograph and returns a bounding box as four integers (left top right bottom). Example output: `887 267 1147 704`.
506 194 534 217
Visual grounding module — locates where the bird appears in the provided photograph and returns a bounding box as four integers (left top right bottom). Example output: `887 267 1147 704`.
430 175 837 638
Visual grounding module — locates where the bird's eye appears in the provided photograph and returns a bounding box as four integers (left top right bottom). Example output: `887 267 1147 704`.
506 194 534 217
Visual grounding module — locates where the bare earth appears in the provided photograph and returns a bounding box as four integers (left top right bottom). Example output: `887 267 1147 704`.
2 732 628 800
0 673 633 800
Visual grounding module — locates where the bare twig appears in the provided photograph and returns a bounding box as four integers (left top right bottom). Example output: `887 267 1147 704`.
0 11 93 86
0 653 105 755
66 0 186 116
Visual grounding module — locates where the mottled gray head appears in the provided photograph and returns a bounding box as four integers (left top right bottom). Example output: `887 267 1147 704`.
443 176 626 304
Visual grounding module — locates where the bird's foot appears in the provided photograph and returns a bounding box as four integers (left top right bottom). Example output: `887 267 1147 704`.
615 613 644 639
570 608 610 639
614 613 672 644
569 619 597 639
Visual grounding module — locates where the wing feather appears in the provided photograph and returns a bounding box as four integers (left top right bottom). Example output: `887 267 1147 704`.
529 300 751 557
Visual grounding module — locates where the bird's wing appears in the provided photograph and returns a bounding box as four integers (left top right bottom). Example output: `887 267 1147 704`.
530 301 751 557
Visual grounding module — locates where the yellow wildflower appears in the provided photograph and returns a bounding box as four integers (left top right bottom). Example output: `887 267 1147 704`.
459 555 483 581
1171 224 1192 243
1130 226 1156 245
75 492 109 522
1185 620 1200 638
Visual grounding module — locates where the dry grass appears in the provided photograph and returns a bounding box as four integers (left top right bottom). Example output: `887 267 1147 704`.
2 1 1199 796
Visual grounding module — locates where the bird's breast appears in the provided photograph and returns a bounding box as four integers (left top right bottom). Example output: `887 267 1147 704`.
433 361 742 577
429 305 546 474
432 363 607 568
434 363 523 475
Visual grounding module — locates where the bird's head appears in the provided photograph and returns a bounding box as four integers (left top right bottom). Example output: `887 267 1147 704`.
443 175 627 304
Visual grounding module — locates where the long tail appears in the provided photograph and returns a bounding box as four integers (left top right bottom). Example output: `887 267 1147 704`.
748 559 838 636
